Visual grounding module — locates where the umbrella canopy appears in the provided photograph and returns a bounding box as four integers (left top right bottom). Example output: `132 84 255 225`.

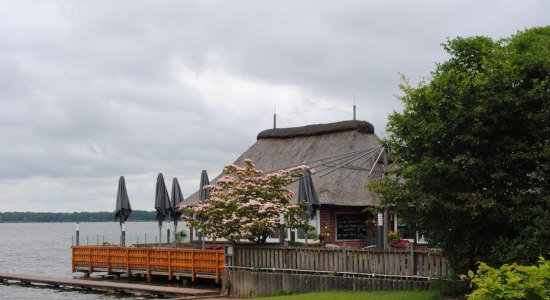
298 170 321 219
115 176 132 226
199 170 210 202
170 177 184 227
155 173 172 227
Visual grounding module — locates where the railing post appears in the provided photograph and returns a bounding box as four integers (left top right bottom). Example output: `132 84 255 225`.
192 250 196 282
168 250 172 280
125 248 130 277
107 248 111 275
88 247 92 274
71 247 75 272
284 246 288 269
215 250 220 283
411 245 417 276
146 249 151 281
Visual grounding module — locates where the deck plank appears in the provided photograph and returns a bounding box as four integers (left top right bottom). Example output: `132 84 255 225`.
0 273 220 297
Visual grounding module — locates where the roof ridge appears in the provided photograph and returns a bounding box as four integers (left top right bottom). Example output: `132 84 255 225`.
257 120 374 140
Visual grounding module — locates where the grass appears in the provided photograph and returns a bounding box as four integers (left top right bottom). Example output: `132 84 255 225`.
250 290 444 300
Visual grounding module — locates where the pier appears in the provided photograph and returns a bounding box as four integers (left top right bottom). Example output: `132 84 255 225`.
0 272 220 298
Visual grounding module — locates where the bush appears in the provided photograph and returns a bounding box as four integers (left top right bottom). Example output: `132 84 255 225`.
461 256 550 299
431 279 468 298
175 230 187 242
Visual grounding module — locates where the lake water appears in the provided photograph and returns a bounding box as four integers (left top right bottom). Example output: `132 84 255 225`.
0 222 193 299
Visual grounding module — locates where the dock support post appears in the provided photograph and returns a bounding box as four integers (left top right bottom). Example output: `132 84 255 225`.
75 223 80 246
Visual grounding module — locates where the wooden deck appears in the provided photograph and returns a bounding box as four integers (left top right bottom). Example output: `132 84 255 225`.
0 272 220 298
72 246 225 283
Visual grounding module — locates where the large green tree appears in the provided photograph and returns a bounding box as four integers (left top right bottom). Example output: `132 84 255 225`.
373 27 550 274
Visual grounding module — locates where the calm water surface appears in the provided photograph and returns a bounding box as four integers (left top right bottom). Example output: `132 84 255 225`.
0 222 194 299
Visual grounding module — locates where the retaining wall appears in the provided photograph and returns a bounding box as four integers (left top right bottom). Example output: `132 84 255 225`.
228 270 432 298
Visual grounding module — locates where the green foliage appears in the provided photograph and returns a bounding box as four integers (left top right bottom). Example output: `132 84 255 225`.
372 26 550 274
461 256 550 299
271 290 294 296
431 278 469 298
174 230 187 242
287 240 304 247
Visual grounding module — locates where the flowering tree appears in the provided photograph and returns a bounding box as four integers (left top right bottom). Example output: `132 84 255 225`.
182 159 313 244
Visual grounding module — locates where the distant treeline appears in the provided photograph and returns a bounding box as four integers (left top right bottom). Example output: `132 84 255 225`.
0 210 157 223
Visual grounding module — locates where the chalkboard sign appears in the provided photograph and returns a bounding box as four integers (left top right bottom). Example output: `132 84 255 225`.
336 214 368 240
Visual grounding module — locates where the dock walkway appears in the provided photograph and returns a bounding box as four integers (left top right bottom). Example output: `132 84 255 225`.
0 273 221 298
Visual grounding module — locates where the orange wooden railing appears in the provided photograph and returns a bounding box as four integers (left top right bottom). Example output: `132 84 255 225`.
72 246 224 282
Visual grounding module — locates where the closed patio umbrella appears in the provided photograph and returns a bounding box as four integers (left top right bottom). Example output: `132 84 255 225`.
199 170 210 202
298 170 320 219
155 173 172 246
115 176 132 246
298 170 320 245
171 177 184 246
197 170 210 248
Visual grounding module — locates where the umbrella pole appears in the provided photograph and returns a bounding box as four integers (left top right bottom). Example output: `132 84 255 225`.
189 214 194 243
121 223 126 247
167 224 170 245
174 224 178 248
158 224 162 247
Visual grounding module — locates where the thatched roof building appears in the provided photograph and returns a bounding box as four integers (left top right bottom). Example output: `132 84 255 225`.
184 120 384 208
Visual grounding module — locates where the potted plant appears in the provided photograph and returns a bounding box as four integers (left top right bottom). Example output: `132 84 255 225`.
388 231 411 249
175 230 188 243
318 226 331 244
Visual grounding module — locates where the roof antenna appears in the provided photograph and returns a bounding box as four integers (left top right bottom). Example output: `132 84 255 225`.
273 104 277 129
353 95 356 121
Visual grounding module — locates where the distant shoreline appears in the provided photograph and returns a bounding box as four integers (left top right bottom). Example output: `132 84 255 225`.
0 210 157 223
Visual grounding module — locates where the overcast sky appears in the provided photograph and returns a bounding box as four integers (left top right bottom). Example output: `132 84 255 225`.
0 1 548 213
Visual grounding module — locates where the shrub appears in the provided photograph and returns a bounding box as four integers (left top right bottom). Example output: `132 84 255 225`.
461 256 550 299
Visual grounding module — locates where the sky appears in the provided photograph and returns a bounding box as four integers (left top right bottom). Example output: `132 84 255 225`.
0 0 548 213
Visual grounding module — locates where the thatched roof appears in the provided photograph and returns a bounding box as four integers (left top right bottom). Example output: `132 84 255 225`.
183 120 384 207
257 120 374 139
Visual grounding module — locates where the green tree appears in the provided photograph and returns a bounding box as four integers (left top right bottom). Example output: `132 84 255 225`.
372 27 550 274
183 159 312 244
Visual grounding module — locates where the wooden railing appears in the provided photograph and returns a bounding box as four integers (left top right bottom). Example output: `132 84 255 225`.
72 246 225 282
225 245 450 279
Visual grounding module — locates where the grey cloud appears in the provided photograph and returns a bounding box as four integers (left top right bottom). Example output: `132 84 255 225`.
0 0 549 211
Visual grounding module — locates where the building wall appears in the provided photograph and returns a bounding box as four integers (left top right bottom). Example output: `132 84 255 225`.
319 205 373 248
